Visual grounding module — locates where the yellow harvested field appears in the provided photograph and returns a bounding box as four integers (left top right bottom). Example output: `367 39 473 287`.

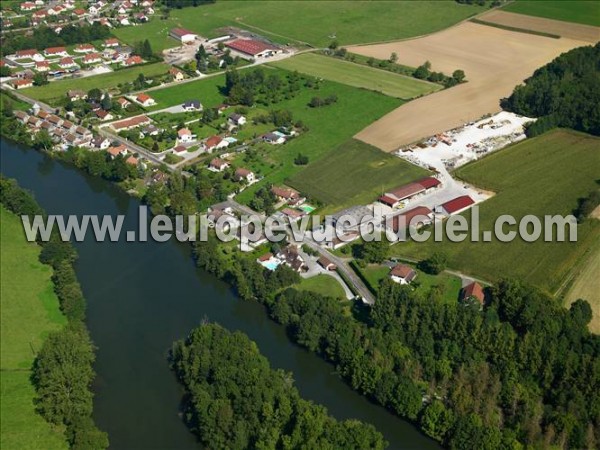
478 10 600 43
349 22 590 152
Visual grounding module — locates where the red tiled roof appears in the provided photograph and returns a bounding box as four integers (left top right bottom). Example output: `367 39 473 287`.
442 195 475 214
12 79 33 87
226 39 275 56
282 208 303 218
417 176 441 190
84 53 101 62
170 27 196 38
173 145 187 153
45 46 67 54
378 194 398 207
388 182 425 201
258 253 273 262
209 157 227 168
206 136 222 148
390 264 417 281
136 93 152 103
112 115 151 130
462 281 485 305
235 167 252 177
107 144 127 156
16 49 38 57
59 57 74 65
271 186 299 200
391 206 433 232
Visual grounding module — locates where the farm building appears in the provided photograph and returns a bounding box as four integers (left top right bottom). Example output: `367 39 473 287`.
170 28 198 44
440 195 475 215
388 205 434 233
331 205 374 231
389 264 417 285
378 176 441 208
225 39 281 58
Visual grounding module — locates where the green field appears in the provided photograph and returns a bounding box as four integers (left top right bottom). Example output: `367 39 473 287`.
114 1 484 50
353 262 462 303
503 0 600 27
270 53 440 100
287 139 429 213
20 62 169 104
151 68 406 205
390 129 600 295
0 207 68 450
295 275 346 299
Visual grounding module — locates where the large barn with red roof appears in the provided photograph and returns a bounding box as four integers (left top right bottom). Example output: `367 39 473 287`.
225 39 282 58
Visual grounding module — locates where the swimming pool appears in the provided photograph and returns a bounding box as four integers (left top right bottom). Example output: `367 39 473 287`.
298 204 315 213
261 259 281 271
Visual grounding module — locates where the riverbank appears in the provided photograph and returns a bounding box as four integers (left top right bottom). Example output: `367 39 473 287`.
1 137 440 449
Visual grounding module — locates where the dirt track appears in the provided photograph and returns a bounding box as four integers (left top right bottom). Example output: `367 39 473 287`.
349 22 591 152
478 10 600 43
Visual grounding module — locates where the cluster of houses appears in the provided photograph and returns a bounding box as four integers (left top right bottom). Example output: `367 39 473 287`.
257 244 307 273
5 0 156 30
12 106 137 167
5 39 145 86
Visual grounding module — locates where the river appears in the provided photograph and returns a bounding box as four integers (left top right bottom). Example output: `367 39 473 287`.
0 138 440 450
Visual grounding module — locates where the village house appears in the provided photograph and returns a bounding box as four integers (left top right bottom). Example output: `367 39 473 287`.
439 195 475 216
35 61 50 72
135 93 156 107
15 49 44 61
228 113 246 127
281 207 304 223
225 39 282 59
44 46 69 57
58 57 77 69
88 4 100 15
233 168 255 183
177 128 194 144
95 110 113 121
169 28 198 44
182 99 202 111
27 116 42 128
104 38 120 48
208 158 229 172
461 281 485 308
92 136 111 150
203 135 228 152
13 111 29 124
122 55 143 67
72 8 86 17
61 120 74 132
21 2 37 11
317 256 337 271
12 78 34 89
74 44 96 53
32 9 47 20
271 186 304 206
83 53 102 65
107 144 128 159
169 67 184 81
276 244 307 273
389 264 417 285
116 97 131 109
67 89 87 101
262 132 286 145
111 115 151 131
126 156 139 166
140 124 161 138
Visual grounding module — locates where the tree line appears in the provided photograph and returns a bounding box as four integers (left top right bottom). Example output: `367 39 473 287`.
170 322 387 449
0 176 108 450
1 24 111 56
501 43 600 137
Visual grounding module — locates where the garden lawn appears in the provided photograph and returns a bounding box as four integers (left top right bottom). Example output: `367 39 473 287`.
114 1 485 49
20 62 169 105
390 129 600 295
287 139 429 214
295 275 346 299
271 53 440 99
0 206 68 450
503 0 600 27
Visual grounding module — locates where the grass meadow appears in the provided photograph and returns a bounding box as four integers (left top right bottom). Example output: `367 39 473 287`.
503 0 600 27
270 53 440 100
295 275 346 299
288 139 429 214
389 129 600 295
114 1 485 49
20 62 169 105
0 207 67 450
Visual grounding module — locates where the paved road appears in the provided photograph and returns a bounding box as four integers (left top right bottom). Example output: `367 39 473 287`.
2 87 54 113
97 127 167 166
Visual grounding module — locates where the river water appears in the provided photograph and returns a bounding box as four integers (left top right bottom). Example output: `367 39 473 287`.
0 138 439 450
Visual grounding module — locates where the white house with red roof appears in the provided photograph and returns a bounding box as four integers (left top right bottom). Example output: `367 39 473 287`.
14 49 44 61
104 38 120 48
83 53 102 65
35 61 50 72
44 46 68 57
135 93 156 107
177 128 195 144
74 44 96 53
20 2 37 11
58 57 77 69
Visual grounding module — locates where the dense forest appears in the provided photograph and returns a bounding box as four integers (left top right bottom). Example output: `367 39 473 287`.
190 228 599 448
501 43 600 136
1 24 112 56
170 323 387 449
0 177 108 450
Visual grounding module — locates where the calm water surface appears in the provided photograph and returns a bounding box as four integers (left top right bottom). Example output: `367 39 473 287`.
1 139 440 450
